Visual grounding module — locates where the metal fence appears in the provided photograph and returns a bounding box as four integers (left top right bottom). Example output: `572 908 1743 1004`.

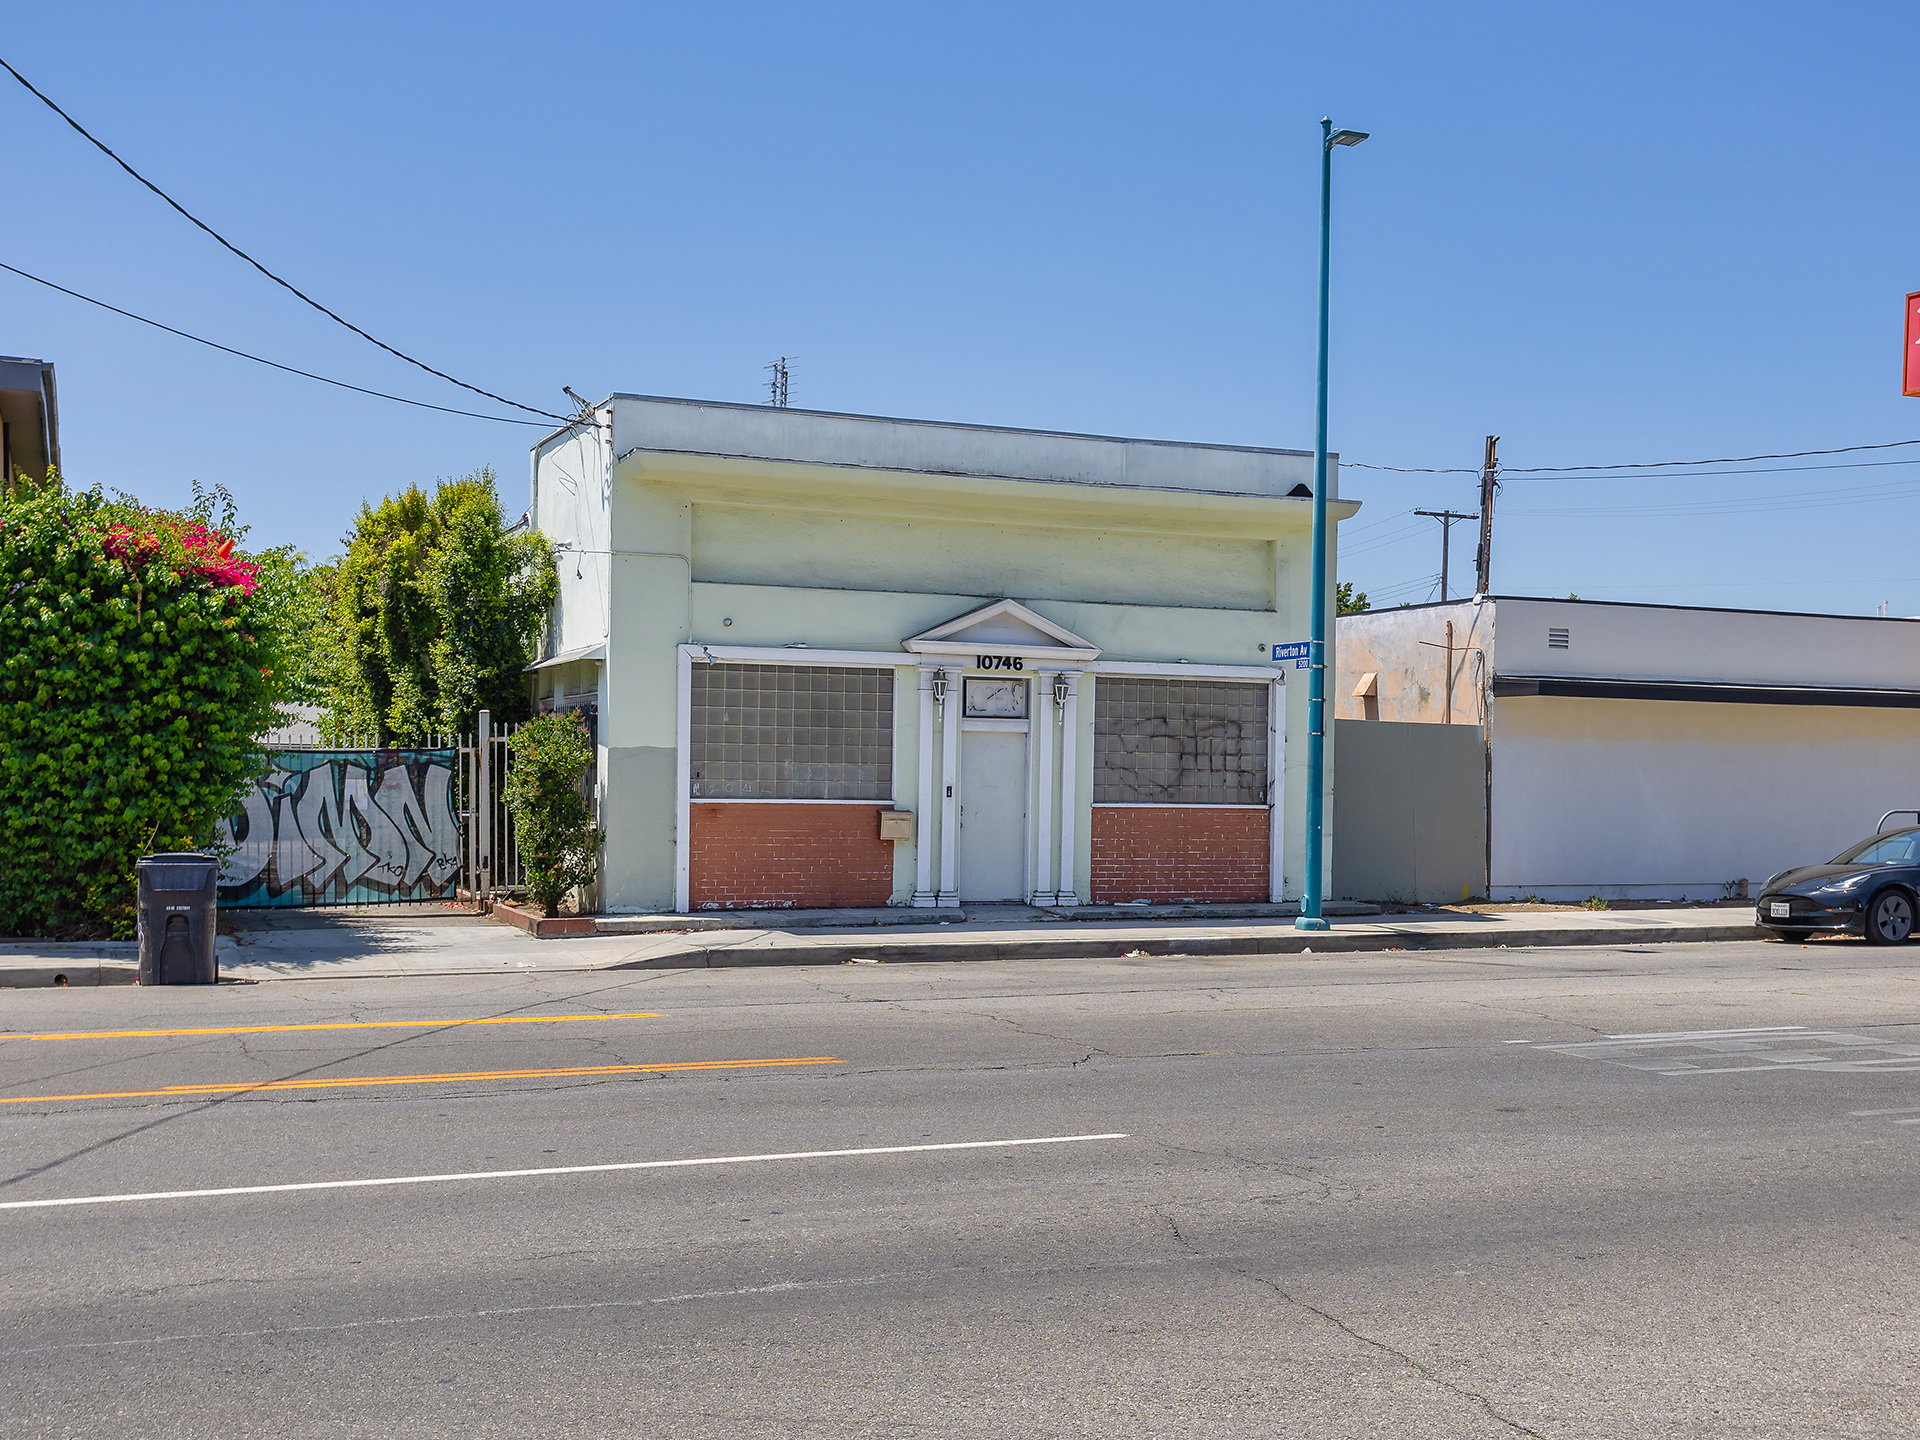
217 709 524 908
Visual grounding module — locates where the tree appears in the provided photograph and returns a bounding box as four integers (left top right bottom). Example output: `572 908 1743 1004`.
0 476 298 937
328 468 556 742
502 712 602 917
1337 581 1370 614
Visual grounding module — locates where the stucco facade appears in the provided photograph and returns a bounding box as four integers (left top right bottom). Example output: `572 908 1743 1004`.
529 396 1354 913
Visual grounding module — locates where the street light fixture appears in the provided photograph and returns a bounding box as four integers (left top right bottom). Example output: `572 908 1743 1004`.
1297 116 1368 933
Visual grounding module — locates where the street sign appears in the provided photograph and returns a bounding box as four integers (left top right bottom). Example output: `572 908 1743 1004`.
1905 292 1920 397
1271 642 1312 668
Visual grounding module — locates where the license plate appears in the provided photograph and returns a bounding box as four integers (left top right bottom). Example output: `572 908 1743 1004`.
1770 901 1790 918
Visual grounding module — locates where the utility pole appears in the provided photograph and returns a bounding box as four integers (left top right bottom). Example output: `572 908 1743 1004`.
1412 508 1477 602
1473 435 1499 597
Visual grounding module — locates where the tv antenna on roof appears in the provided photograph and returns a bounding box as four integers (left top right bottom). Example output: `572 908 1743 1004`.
764 356 794 408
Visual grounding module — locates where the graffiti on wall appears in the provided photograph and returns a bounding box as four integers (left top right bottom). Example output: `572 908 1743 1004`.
217 749 461 906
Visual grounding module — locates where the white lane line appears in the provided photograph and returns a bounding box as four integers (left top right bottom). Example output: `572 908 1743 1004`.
0 1133 1131 1212
1853 1106 1920 1116
1606 1027 1807 1041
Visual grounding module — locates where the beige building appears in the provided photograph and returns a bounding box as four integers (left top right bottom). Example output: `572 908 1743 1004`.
528 396 1355 914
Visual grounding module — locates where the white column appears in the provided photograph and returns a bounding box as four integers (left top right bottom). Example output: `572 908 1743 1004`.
1268 676 1286 904
1055 672 1082 906
912 666 939 907
673 648 692 913
475 708 492 903
1030 670 1058 904
936 668 961 906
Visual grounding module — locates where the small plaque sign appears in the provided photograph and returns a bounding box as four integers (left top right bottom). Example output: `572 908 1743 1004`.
1271 642 1312 668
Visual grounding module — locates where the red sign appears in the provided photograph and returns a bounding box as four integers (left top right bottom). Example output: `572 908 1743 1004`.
1905 292 1920 396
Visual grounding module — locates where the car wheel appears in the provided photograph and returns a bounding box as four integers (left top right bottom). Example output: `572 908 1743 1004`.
1866 889 1914 944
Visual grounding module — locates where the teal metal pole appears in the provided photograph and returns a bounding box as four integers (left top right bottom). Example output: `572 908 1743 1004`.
1296 118 1337 932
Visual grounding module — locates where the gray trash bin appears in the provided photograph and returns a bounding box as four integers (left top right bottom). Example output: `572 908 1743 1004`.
137 853 220 985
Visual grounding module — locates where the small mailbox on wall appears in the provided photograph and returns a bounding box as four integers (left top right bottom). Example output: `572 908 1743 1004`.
879 810 914 841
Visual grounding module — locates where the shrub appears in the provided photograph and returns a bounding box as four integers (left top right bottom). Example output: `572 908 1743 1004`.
502 712 601 917
328 469 556 743
0 478 295 937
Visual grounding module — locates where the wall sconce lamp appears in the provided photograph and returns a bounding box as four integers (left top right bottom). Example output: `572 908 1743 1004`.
1052 673 1073 707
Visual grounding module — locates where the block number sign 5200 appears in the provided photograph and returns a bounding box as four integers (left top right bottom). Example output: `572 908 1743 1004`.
975 655 1024 670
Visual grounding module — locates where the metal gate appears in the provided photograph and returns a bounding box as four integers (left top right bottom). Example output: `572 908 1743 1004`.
217 709 524 908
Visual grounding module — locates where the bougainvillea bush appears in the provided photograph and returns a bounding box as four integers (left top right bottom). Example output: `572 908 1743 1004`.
0 477 297 937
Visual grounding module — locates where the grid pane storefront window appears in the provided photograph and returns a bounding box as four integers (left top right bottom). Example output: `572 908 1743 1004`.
1093 678 1269 805
690 664 893 800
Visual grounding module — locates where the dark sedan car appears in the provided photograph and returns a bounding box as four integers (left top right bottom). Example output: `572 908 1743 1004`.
1757 826 1920 943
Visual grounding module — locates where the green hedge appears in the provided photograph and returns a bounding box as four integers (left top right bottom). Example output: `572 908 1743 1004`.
0 480 290 937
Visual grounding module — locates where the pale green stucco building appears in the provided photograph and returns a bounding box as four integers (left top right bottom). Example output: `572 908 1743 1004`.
528 396 1353 914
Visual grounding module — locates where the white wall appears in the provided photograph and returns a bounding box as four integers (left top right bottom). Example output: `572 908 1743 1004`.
605 394 1332 499
531 419 613 656
1490 695 1920 900
1494 597 1920 689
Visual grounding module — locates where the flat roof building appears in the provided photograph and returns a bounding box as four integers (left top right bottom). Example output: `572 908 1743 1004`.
0 356 58 485
529 396 1357 914
1336 595 1920 902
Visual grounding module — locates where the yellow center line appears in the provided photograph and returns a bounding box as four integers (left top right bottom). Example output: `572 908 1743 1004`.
0 1056 840 1105
3 1013 665 1042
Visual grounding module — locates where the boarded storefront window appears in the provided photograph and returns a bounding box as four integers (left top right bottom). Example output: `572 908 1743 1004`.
1093 678 1268 805
690 664 893 800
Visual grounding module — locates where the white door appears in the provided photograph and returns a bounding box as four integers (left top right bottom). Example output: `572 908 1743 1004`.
957 729 1028 902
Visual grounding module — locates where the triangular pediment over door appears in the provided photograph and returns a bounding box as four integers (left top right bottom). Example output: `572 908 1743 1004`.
902 599 1101 660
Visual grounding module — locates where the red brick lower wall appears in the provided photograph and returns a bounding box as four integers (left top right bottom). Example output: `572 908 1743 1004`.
1089 806 1270 904
689 803 894 910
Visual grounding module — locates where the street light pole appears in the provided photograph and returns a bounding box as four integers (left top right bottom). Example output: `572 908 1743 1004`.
1297 116 1368 933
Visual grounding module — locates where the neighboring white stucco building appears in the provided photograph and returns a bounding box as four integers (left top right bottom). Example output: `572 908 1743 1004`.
528 395 1354 914
1337 595 1920 901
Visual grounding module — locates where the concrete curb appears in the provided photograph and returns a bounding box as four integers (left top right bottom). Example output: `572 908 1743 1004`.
608 921 1772 969
0 960 140 988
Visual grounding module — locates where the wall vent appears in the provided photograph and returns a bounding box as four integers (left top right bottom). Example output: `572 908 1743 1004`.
1547 627 1570 649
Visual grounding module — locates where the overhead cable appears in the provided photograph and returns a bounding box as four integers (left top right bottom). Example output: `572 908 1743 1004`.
1343 462 1478 474
0 53 568 424
1349 439 1920 480
1 261 550 426
1502 438 1920 474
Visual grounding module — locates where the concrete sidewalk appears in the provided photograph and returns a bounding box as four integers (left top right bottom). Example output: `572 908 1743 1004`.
0 904 1770 985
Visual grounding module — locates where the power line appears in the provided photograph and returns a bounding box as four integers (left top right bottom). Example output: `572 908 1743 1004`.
1348 438 1920 480
1343 461 1478 473
1503 438 1920 474
1366 573 1444 603
0 53 567 425
1507 457 1920 483
1412 507 1477 602
0 261 549 426
1341 520 1434 559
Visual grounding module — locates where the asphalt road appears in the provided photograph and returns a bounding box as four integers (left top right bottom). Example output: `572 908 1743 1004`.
2 937 1917 1438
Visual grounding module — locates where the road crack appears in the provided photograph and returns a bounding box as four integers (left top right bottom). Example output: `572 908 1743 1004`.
1150 1181 1546 1438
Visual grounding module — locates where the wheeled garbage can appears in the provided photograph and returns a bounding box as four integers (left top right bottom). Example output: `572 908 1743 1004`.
136 853 220 985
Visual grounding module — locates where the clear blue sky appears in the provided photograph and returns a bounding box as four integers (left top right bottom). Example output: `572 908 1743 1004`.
7 2 1920 615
